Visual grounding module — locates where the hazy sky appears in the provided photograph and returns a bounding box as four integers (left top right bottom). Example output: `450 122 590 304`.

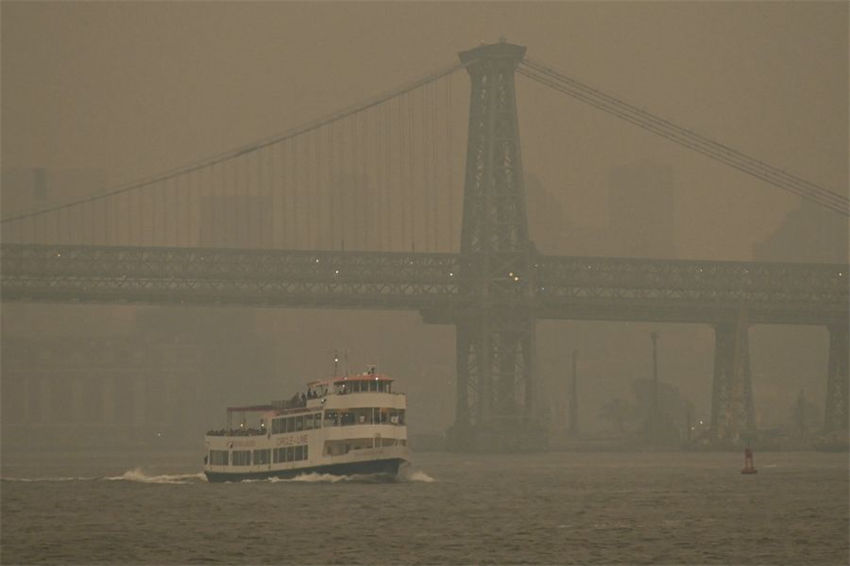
3 1 847 261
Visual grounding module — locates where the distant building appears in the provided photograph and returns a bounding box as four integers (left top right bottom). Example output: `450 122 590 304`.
0 334 206 449
525 173 570 254
753 200 848 263
608 160 677 259
1 167 106 244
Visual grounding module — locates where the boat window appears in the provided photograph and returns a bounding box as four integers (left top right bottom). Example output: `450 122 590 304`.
324 438 374 454
318 407 407 426
272 417 284 434
232 450 251 466
253 449 270 465
313 412 322 428
295 416 303 431
286 417 295 433
272 446 306 463
303 414 313 430
389 409 405 425
209 450 229 465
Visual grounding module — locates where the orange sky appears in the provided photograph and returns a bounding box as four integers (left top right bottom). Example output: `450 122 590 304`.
3 1 848 260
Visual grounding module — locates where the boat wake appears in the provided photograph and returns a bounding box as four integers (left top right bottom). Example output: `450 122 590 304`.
105 468 206 484
399 466 436 483
259 467 435 484
269 472 355 483
1 468 204 484
1 475 100 483
3 467 434 484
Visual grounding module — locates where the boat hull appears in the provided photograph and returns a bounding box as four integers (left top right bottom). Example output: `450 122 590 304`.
204 457 406 483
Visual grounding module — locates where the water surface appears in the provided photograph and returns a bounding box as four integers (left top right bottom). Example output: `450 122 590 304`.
2 450 847 564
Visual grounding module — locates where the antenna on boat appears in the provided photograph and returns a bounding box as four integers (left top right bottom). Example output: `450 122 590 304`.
344 350 350 377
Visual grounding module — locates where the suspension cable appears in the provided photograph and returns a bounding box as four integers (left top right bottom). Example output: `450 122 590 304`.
519 57 848 216
2 61 466 225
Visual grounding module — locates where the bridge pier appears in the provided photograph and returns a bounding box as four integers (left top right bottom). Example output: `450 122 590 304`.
824 324 848 435
447 312 545 452
710 319 755 444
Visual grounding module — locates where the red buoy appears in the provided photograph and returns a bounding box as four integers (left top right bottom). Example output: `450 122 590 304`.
741 447 758 474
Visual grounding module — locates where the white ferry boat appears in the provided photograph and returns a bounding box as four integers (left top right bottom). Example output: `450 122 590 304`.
203 367 409 482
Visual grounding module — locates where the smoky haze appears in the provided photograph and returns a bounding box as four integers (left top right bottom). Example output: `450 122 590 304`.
1 1 847 453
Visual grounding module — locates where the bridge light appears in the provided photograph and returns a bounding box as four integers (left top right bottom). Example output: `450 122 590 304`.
334 269 340 275
838 272 844 277
315 258 320 263
449 272 454 277
513 275 520 282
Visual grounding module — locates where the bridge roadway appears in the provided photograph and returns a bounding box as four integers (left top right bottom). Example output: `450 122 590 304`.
2 244 846 326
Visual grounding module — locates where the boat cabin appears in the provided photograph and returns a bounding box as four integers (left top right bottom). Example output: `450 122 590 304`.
308 370 394 397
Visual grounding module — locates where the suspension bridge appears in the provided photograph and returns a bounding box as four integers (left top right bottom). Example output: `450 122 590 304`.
2 42 847 449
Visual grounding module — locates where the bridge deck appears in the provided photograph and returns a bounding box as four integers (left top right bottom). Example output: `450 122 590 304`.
2 244 846 325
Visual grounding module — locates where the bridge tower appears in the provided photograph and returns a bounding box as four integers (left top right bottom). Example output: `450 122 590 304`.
824 324 849 436
710 316 756 444
445 41 546 451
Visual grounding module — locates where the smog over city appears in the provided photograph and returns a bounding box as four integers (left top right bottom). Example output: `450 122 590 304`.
1 2 847 565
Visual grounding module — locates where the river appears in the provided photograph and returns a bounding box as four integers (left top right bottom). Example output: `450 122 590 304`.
2 449 847 564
